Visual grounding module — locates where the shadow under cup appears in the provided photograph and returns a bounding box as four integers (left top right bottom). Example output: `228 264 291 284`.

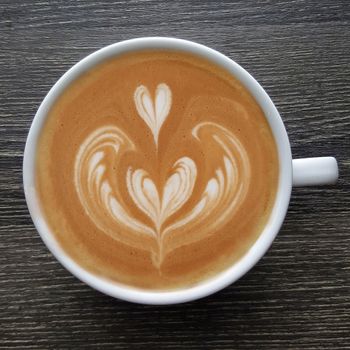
23 37 293 305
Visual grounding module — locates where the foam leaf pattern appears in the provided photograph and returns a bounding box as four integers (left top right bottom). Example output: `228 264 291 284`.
74 83 251 268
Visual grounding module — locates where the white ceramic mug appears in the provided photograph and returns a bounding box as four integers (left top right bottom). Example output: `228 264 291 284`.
23 37 338 305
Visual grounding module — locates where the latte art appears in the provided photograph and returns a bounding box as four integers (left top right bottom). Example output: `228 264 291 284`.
134 83 171 148
75 84 251 267
36 51 278 289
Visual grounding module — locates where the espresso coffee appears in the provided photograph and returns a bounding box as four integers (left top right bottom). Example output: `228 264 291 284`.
36 50 279 290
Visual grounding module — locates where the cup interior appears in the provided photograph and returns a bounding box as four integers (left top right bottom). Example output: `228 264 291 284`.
23 37 292 304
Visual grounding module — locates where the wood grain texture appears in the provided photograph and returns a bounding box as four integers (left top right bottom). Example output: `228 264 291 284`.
0 0 349 348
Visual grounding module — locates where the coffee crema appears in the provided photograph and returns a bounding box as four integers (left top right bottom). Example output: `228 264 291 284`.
36 50 279 290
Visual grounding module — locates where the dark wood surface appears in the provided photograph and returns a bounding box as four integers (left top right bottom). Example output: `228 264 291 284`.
1 0 349 348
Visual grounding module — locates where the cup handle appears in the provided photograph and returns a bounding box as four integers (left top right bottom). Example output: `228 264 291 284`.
292 157 338 187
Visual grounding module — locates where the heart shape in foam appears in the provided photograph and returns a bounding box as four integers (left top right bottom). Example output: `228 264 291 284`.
74 83 251 267
134 83 172 148
126 157 197 233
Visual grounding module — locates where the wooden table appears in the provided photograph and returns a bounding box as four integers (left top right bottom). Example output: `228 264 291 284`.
1 1 349 348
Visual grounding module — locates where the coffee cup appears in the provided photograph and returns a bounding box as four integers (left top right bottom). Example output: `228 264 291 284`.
23 37 338 304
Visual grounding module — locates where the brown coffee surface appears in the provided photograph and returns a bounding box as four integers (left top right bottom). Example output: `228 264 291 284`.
36 50 279 290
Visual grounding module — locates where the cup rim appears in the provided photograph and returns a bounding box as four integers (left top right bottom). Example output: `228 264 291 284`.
23 37 292 305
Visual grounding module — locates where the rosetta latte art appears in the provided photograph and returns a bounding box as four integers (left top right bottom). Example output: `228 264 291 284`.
74 83 251 267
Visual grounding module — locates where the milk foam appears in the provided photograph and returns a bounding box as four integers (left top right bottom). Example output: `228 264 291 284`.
134 83 171 148
74 84 251 267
